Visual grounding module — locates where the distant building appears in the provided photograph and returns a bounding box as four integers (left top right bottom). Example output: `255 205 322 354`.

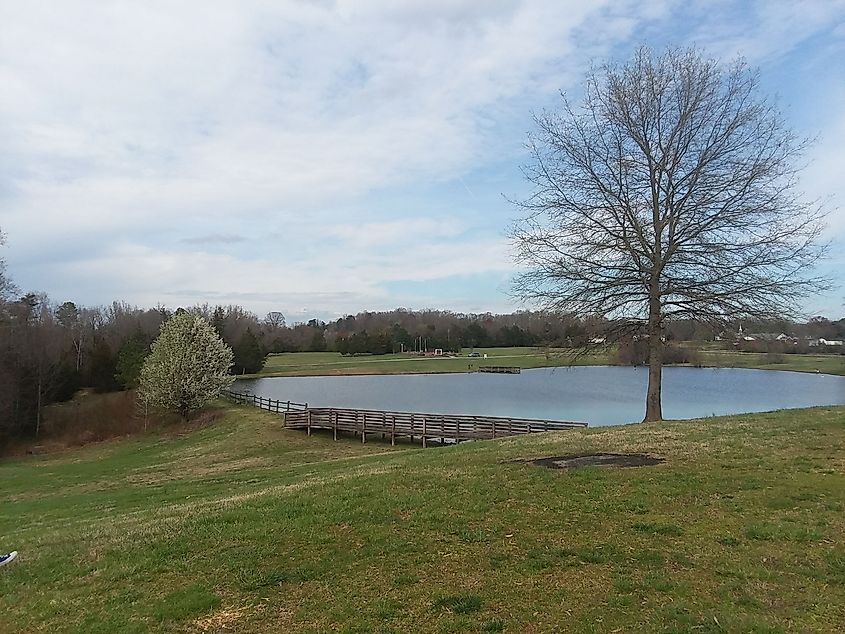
745 332 795 342
809 337 844 347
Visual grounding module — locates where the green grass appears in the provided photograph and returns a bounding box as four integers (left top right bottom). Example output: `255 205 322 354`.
2 404 844 632
257 347 611 377
256 347 844 377
697 349 845 375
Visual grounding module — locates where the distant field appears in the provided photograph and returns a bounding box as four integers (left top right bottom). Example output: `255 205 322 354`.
255 346 845 377
2 404 843 632
257 347 610 377
697 349 845 376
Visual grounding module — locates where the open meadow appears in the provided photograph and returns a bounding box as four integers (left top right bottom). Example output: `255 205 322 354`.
256 347 609 377
1 403 843 632
256 347 845 377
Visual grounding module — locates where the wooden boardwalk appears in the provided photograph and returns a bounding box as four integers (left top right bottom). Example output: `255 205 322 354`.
222 389 587 447
284 407 587 447
478 366 521 374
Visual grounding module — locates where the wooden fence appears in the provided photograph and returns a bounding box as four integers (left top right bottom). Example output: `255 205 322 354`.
284 407 587 447
221 389 308 413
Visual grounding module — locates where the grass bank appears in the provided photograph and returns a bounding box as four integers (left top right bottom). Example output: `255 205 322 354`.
1 404 843 632
696 348 844 375
255 347 844 377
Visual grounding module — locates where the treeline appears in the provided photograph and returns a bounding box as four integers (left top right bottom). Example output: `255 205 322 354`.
273 311 845 356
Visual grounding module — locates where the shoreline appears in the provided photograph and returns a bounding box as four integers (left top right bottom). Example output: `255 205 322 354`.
241 357 845 380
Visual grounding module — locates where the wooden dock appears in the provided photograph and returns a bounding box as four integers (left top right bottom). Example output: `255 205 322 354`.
478 366 521 374
283 407 586 447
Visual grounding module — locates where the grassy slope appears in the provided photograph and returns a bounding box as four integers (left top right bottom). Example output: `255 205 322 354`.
2 404 844 633
256 347 845 377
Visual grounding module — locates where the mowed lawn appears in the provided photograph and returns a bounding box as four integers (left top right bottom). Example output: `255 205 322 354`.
1 405 844 633
256 347 845 377
696 349 845 376
257 347 611 377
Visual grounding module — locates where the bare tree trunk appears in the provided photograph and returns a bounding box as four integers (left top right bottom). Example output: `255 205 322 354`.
35 372 42 438
644 297 663 422
75 338 83 372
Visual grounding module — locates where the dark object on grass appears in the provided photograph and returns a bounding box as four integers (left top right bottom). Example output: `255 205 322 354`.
529 453 664 469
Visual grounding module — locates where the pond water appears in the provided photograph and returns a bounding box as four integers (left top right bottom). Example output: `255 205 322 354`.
234 366 845 426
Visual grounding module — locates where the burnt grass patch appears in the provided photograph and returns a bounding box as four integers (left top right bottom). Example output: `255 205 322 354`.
528 452 665 469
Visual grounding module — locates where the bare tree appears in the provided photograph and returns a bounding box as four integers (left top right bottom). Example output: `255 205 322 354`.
265 311 286 328
56 301 85 371
511 47 829 422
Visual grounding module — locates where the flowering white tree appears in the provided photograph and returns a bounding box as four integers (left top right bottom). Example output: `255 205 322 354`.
139 311 234 419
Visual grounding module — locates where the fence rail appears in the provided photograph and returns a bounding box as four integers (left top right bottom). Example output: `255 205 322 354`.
284 407 586 447
478 366 521 374
221 389 308 413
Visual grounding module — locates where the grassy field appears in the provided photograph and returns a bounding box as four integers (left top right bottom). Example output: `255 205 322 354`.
2 404 844 632
257 347 610 377
697 349 845 376
256 347 845 377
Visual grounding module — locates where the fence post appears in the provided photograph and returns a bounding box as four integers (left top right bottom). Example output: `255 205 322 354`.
422 416 427 448
332 409 337 441
492 418 496 439
361 412 366 444
307 410 312 436
391 415 396 446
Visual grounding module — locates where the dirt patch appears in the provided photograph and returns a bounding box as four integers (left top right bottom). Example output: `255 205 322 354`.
193 605 252 632
528 452 665 469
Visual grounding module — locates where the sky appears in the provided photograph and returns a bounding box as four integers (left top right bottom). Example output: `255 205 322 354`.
1 0 844 322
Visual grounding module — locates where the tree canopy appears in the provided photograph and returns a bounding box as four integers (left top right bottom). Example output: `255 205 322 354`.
231 328 265 375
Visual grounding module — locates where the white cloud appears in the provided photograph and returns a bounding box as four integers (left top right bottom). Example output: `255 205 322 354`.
49 229 513 317
1 0 842 315
1 0 654 307
685 0 845 63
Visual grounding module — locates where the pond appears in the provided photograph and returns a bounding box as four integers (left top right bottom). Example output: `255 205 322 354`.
234 366 845 426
